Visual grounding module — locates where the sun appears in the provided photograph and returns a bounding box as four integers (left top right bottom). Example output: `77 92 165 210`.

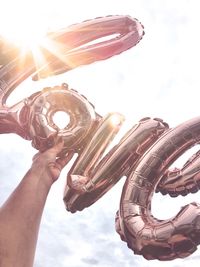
0 1 53 51
0 0 74 80
1 19 48 52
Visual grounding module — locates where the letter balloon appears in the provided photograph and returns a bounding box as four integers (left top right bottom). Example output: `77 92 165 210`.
1 14 200 262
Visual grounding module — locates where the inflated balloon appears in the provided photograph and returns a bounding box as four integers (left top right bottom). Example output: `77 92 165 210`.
116 117 200 260
0 15 144 144
1 15 200 261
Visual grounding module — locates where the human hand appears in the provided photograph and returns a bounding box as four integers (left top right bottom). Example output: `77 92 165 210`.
31 141 73 184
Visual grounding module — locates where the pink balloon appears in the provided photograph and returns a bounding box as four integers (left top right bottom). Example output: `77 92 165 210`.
2 15 200 261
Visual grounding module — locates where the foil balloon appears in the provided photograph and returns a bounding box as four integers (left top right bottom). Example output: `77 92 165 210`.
116 117 200 260
0 15 144 147
1 15 200 262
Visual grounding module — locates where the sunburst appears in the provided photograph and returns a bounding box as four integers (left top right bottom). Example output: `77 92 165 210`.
0 0 69 77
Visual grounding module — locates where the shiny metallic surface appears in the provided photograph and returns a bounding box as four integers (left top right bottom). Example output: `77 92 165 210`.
66 113 125 191
27 84 97 152
157 149 200 197
0 15 144 143
2 14 200 262
116 116 200 260
32 15 144 80
63 118 168 212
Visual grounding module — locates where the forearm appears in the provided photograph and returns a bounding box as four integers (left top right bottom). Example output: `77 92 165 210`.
0 167 52 267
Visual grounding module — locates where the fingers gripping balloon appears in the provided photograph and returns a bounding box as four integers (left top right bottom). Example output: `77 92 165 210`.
1 15 200 261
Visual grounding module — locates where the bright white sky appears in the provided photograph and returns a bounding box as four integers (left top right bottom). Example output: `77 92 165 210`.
1 0 200 266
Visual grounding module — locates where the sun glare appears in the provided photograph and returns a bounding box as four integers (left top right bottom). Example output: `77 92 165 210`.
0 17 49 53
1 1 120 80
0 1 53 51
0 0 69 78
2 22 47 52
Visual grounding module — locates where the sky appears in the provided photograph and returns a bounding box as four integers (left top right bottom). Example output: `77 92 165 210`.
1 0 200 266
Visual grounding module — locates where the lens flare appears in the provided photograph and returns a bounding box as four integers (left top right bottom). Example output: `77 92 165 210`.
0 1 52 51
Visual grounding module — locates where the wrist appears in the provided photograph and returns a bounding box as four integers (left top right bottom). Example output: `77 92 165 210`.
27 165 55 187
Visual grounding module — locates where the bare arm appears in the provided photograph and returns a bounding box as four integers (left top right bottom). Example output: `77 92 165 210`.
0 141 72 267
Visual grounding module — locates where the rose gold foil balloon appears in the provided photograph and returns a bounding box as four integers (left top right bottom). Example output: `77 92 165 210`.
0 15 144 148
27 83 97 153
2 14 200 262
116 117 200 260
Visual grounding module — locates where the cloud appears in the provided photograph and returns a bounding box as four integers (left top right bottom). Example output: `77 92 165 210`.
2 1 200 267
